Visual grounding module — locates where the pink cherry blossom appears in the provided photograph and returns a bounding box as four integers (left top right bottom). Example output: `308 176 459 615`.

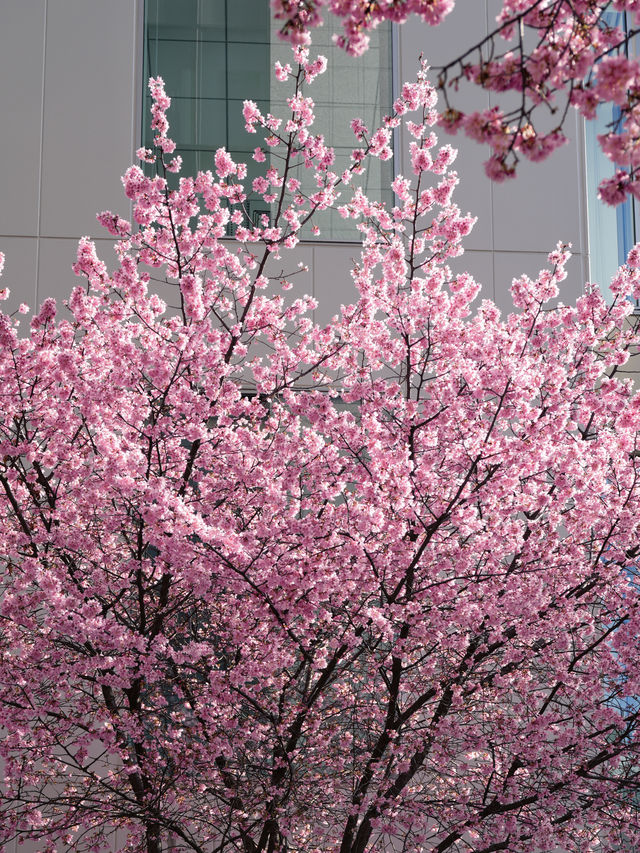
273 0 640 204
214 148 236 179
0 41 640 853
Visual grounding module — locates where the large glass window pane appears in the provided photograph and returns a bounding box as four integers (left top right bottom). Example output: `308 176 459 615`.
165 97 198 149
178 150 199 180
227 0 270 43
146 0 199 41
227 43 270 101
198 42 227 99
147 40 227 102
143 0 393 242
197 99 227 148
143 0 231 178
585 103 623 289
197 0 226 41
151 40 197 97
270 13 394 241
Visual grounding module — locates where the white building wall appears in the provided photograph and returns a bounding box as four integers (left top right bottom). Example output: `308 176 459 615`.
0 0 142 319
400 0 591 313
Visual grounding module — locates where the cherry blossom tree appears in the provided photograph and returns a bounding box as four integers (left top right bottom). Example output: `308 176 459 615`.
274 0 640 204
2 48 640 853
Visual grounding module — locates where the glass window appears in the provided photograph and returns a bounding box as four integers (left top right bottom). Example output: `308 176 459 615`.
227 0 270 43
226 43 270 101
269 13 394 241
585 10 637 293
143 0 393 242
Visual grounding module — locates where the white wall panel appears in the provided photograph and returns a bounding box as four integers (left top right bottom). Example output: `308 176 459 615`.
263 244 314 305
37 235 121 308
491 111 588 255
0 236 39 318
39 0 139 239
0 1 46 237
312 242 361 326
492 249 588 316
398 1 495 253
447 248 496 304
399 2 590 306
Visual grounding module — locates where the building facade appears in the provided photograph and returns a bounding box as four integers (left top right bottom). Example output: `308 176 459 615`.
0 0 599 332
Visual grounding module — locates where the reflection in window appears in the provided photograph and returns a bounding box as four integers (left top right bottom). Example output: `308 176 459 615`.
143 0 393 241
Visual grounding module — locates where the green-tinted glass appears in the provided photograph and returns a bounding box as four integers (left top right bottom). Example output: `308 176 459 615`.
269 14 394 241
198 99 227 147
199 42 227 98
227 43 270 101
146 0 199 41
143 0 393 241
197 0 226 41
151 39 197 96
227 0 270 43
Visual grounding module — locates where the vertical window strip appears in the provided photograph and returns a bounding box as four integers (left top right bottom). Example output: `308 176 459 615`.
586 10 637 298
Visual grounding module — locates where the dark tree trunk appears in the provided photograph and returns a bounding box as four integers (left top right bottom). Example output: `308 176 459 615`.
146 822 162 853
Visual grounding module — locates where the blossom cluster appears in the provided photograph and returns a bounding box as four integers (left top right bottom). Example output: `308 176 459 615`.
273 0 640 204
272 0 455 54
